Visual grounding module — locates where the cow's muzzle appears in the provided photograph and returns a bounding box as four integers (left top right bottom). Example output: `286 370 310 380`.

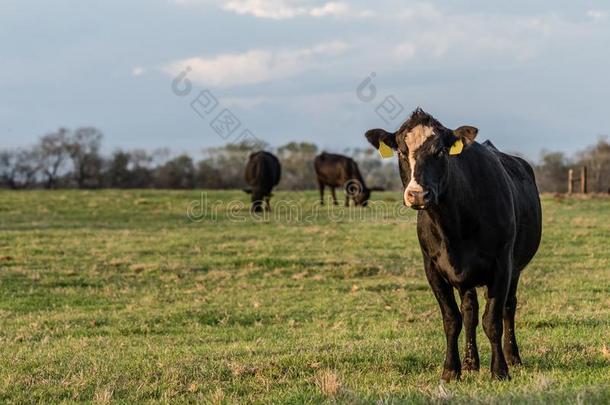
405 188 431 210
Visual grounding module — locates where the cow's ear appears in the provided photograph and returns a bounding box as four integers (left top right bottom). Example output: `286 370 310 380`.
453 126 478 145
365 129 397 150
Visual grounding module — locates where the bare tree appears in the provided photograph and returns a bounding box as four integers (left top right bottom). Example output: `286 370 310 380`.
534 151 572 193
0 150 18 189
0 149 41 189
197 139 267 189
106 150 131 188
348 147 402 191
1 124 607 193
276 142 318 190
103 149 155 188
577 137 610 193
66 127 104 188
37 128 70 188
156 154 196 189
129 149 155 188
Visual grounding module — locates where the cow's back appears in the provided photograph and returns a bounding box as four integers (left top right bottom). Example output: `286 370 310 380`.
245 151 281 195
314 152 359 187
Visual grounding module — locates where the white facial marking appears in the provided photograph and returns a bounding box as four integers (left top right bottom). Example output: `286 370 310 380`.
403 125 434 205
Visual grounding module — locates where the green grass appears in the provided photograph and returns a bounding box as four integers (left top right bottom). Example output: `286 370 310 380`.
0 190 608 403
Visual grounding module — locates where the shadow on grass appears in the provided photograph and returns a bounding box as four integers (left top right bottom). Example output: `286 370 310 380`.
526 355 609 372
395 354 438 375
526 317 610 329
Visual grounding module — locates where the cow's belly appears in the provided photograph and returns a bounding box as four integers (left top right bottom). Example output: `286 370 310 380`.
428 240 498 289
418 209 515 288
319 176 344 188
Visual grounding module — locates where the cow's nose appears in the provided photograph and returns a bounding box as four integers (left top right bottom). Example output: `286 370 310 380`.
406 189 430 207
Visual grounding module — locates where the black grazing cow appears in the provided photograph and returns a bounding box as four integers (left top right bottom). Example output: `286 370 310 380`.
243 151 281 212
314 152 382 207
365 108 541 381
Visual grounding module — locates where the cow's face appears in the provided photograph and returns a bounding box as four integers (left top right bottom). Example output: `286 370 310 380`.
354 188 371 206
397 124 452 209
243 188 265 212
365 109 477 210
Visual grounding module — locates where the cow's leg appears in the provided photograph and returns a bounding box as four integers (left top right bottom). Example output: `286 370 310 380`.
424 260 462 381
503 276 522 366
344 193 350 207
331 187 338 205
251 201 262 213
483 264 511 380
265 196 272 212
318 182 325 204
459 288 480 371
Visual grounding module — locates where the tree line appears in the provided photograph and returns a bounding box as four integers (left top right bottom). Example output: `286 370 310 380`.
1 127 609 193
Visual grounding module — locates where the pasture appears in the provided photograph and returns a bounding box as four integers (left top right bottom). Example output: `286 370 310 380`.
0 190 608 403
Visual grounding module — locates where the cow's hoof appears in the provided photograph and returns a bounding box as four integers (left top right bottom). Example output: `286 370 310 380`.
441 369 461 382
491 369 511 381
462 358 480 372
505 354 522 366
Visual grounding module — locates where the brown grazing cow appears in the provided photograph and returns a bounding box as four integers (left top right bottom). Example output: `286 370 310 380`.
314 152 382 207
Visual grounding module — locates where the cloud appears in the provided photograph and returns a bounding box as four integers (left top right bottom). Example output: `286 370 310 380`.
173 0 370 20
222 0 370 19
162 41 349 87
586 10 607 21
223 0 307 19
392 42 417 61
222 95 269 109
131 67 145 76
393 3 441 22
309 2 350 17
161 2 605 89
383 9 574 63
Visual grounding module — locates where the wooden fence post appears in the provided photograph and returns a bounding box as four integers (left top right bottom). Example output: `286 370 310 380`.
580 166 587 194
568 169 574 194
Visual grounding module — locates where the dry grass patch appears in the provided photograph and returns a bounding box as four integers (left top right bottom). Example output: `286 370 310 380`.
314 369 342 398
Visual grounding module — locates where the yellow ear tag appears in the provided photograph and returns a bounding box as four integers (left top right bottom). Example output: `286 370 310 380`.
378 140 394 158
449 139 464 155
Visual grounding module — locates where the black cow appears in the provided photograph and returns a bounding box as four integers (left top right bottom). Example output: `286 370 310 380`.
314 152 382 207
365 108 542 381
243 151 281 212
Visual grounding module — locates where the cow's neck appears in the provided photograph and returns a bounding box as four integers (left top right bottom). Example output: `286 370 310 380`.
421 158 477 236
351 169 367 190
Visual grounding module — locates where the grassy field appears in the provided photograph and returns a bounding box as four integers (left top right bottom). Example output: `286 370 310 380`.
0 190 608 404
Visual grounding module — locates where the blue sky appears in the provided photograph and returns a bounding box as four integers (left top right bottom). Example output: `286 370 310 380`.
1 0 609 159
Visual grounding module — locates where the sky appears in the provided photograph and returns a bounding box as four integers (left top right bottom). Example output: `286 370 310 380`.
1 0 610 159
